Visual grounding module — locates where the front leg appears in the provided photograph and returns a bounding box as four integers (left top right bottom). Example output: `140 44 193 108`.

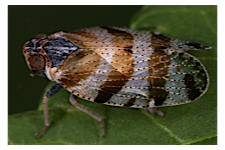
35 83 63 139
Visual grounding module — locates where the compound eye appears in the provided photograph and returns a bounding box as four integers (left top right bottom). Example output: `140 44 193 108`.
29 54 45 70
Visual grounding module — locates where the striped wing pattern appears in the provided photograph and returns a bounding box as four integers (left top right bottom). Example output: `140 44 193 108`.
53 26 209 108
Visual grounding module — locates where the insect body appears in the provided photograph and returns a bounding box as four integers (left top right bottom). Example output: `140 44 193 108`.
22 26 210 138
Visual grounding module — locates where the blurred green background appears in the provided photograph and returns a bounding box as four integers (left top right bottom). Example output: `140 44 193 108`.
8 5 143 114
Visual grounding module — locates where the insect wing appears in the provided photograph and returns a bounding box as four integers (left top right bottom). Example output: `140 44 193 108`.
54 26 209 108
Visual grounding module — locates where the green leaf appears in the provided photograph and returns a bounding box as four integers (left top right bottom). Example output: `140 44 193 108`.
8 5 217 145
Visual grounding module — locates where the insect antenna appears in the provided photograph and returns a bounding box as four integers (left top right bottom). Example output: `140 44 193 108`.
16 76 32 90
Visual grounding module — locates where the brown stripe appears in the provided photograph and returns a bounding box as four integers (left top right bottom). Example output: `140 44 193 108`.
100 26 133 39
94 70 133 103
184 74 201 101
150 32 171 48
94 91 114 103
124 98 136 107
62 30 99 48
101 26 134 48
95 27 135 103
148 39 171 106
58 49 101 88
124 46 133 54
184 57 208 100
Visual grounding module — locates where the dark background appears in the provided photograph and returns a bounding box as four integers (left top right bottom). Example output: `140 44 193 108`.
8 5 143 115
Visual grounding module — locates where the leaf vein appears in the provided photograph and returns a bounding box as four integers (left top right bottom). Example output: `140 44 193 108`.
141 109 184 144
181 133 217 145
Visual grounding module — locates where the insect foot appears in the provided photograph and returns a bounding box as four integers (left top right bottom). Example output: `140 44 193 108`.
146 107 165 116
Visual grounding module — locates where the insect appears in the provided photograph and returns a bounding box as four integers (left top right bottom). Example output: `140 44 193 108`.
22 26 211 138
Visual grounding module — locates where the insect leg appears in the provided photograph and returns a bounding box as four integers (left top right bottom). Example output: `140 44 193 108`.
35 83 63 139
69 94 105 137
146 107 165 116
